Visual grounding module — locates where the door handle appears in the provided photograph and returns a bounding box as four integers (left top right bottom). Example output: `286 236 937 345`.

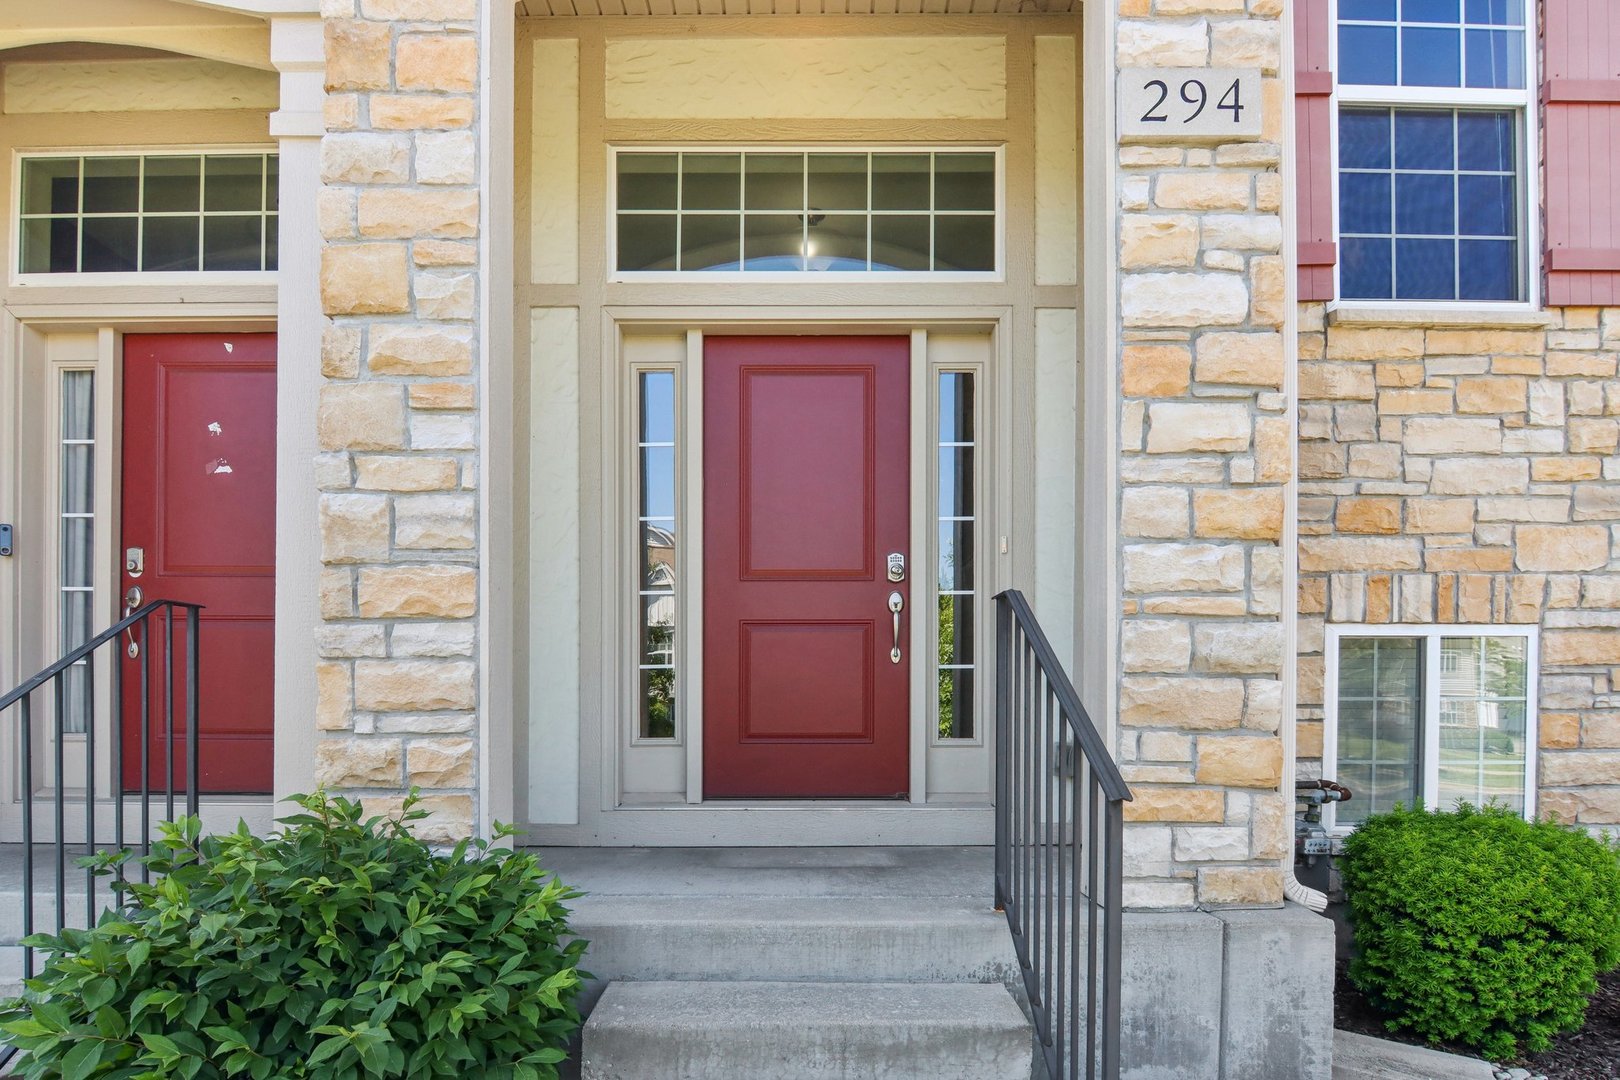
123 586 143 658
888 591 904 664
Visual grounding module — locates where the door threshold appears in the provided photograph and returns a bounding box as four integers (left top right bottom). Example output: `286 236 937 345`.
525 802 995 847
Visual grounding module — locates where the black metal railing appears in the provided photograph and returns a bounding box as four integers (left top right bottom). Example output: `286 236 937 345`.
994 589 1132 1080
0 600 202 986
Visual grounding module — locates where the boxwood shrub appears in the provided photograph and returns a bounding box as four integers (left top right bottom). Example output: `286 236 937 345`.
0 791 587 1079
1342 803 1620 1059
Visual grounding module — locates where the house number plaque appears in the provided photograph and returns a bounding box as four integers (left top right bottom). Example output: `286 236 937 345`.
1118 68 1264 141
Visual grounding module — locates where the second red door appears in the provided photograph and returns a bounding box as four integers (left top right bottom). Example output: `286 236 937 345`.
703 336 911 798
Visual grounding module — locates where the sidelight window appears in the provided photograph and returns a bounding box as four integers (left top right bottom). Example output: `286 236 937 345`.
636 370 679 741
1325 626 1536 829
936 371 978 740
58 370 95 735
17 152 278 277
613 149 1000 278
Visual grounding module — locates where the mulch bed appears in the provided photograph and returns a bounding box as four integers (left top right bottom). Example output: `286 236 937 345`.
1335 959 1620 1080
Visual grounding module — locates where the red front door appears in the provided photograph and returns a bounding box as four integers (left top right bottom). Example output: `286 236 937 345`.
703 336 910 798
120 334 276 795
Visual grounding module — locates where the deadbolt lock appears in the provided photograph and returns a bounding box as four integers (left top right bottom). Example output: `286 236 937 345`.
125 546 145 577
887 552 906 582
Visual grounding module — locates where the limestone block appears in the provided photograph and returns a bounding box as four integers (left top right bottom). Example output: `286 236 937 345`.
1255 416 1290 482
1405 498 1474 534
1122 344 1191 397
1121 881 1198 909
1251 551 1283 618
320 569 354 620
1145 403 1251 453
358 188 480 240
1154 174 1251 212
1585 576 1620 607
1196 866 1283 906
1121 486 1191 538
319 494 390 563
1120 215 1199 269
390 622 476 657
1250 255 1285 328
321 324 363 379
1376 362 1425 387
407 738 475 787
325 93 359 131
1429 457 1528 495
1298 537 1421 572
318 189 357 242
324 20 390 92
1195 332 1283 387
361 0 478 15
1455 376 1527 414
1541 751 1620 786
1401 417 1502 454
1585 712 1620 747
1121 786 1226 823
1154 0 1242 11
357 565 478 618
410 413 476 450
1172 826 1250 861
1336 497 1401 535
370 94 475 131
1122 457 1228 484
1426 328 1544 355
1529 379 1566 426
414 132 476 188
1199 214 1282 253
1193 624 1284 675
317 383 407 451
1123 543 1246 593
1347 443 1401 479
1139 732 1194 762
313 453 353 491
1122 620 1193 673
1477 497 1571 523
1117 19 1209 67
355 455 458 491
1327 327 1425 361
394 493 476 549
1570 418 1620 454
316 662 352 731
314 738 403 788
413 272 476 321
1543 631 1620 667
354 660 477 712
1515 524 1610 572
1196 735 1282 787
356 793 476 844
315 624 387 660
368 325 474 376
1123 826 1174 878
1298 441 1345 480
1120 676 1245 729
1546 351 1618 377
1122 273 1249 328
1193 488 1283 540
408 384 475 411
321 244 410 315
321 133 411 185
1377 388 1452 414
396 34 478 94
1299 363 1376 401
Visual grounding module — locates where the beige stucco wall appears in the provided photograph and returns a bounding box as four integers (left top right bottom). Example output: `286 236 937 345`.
3 58 279 114
1293 306 1620 831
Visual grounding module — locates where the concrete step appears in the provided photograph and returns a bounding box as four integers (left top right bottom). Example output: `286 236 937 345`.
1331 1030 1496 1080
580 980 1033 1080
570 896 1019 986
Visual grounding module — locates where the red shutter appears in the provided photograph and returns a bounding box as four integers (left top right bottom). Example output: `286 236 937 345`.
1545 0 1620 306
1296 0 1336 301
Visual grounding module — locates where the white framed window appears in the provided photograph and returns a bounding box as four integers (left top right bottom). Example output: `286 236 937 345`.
632 367 680 743
1323 624 1539 831
609 147 1003 282
933 368 981 742
1333 0 1536 304
13 149 278 283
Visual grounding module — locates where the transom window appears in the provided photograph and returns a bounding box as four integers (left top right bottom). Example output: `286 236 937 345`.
1335 0 1532 303
613 149 999 277
17 152 279 276
1326 627 1537 829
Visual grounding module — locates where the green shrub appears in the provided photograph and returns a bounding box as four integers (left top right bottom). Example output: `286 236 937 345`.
1342 803 1620 1059
0 791 587 1079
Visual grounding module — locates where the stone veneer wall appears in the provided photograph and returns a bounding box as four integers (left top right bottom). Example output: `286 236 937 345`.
1113 0 1294 909
1294 307 1620 831
313 0 482 839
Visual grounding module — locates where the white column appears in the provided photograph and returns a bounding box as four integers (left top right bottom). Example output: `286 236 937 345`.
269 14 324 802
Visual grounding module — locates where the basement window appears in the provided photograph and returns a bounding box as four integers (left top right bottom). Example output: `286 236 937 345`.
16 152 278 278
1324 626 1538 830
612 148 1001 279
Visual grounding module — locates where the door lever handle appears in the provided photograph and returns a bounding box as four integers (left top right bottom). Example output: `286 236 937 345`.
123 586 143 658
888 591 904 664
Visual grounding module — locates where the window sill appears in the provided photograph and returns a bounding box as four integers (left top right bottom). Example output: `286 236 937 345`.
1326 306 1557 330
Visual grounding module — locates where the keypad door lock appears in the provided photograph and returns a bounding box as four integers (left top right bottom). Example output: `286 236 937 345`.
887 552 906 582
125 546 145 577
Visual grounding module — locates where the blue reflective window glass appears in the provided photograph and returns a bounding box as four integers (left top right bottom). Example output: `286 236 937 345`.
1341 174 1393 235
1403 0 1458 21
1394 111 1455 170
1343 238 1395 299
1340 25 1399 85
1342 0 1397 17
1457 111 1515 171
1458 175 1515 236
1458 239 1516 300
1341 110 1394 169
1465 29 1525 89
1396 238 1456 298
1464 0 1523 25
1402 28 1462 86
1396 174 1456 235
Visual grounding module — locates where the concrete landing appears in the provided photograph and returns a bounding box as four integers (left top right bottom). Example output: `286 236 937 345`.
581 980 1033 1080
1332 1030 1497 1080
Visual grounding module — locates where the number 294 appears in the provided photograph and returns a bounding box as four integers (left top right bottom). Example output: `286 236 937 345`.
1139 77 1245 125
